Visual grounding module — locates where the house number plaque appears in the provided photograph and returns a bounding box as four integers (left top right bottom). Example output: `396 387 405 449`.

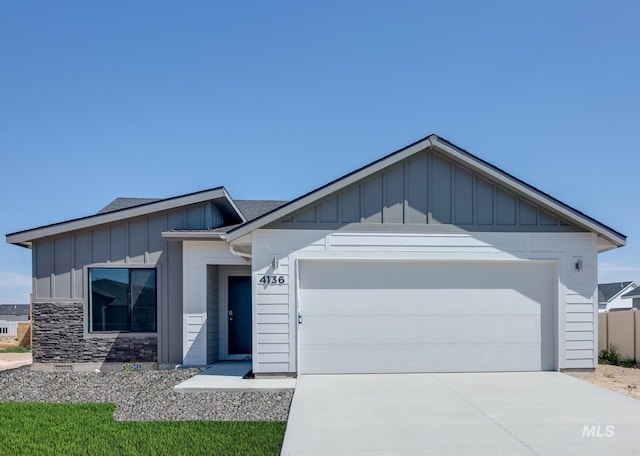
258 275 287 285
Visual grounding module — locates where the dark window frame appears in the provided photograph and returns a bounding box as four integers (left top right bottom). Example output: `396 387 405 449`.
88 267 157 333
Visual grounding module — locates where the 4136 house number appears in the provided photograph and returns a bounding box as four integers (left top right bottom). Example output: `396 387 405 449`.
258 275 286 285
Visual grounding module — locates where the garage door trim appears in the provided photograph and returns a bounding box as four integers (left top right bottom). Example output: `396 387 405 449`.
295 258 558 374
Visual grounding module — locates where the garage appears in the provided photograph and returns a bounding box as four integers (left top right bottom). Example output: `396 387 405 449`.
298 260 556 374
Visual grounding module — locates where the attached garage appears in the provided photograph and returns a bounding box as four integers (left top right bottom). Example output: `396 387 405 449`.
229 134 626 375
298 260 556 374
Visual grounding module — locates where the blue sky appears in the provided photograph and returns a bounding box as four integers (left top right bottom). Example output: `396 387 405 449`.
1 1 639 302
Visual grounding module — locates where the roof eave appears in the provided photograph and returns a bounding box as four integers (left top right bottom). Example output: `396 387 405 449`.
226 135 437 241
226 135 626 246
6 187 233 245
611 283 638 301
221 188 247 223
161 231 227 241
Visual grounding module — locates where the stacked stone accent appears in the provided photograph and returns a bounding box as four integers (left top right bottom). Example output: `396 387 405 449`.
32 302 157 363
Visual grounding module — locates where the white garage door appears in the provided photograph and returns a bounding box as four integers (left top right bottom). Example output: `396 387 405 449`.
299 261 555 374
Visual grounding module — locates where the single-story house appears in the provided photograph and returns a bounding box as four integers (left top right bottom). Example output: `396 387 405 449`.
0 304 30 322
0 304 30 336
621 285 640 310
597 281 638 312
5 134 626 374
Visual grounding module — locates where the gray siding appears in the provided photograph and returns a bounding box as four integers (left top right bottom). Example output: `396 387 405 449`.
269 150 583 232
32 201 222 365
165 239 183 364
207 265 220 364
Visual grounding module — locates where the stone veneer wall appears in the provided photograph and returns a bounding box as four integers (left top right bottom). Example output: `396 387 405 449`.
32 302 157 363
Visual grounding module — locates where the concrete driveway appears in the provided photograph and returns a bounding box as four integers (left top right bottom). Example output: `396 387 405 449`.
281 372 640 455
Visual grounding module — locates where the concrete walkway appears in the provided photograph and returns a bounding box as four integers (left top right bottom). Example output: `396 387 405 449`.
281 372 640 455
174 361 296 392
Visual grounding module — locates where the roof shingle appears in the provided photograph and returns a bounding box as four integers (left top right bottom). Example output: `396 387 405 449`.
98 198 162 214
0 304 30 316
234 200 288 222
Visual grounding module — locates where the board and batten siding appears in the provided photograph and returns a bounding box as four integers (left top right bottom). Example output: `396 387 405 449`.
32 202 224 364
206 265 220 364
269 151 583 232
252 229 598 374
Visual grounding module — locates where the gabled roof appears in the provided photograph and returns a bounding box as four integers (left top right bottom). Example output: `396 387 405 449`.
226 134 627 249
598 282 636 303
0 304 30 316
6 187 244 248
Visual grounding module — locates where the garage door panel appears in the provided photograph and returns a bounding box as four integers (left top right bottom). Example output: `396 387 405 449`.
300 261 552 290
302 315 546 345
299 261 555 374
303 290 550 317
301 343 546 374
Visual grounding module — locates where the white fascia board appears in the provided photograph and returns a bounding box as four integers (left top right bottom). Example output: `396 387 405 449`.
430 138 626 248
7 188 230 245
221 187 247 223
225 136 435 241
227 134 625 247
162 231 227 241
610 282 638 301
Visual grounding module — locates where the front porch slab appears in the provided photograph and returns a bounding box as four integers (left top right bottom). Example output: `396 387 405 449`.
174 361 296 392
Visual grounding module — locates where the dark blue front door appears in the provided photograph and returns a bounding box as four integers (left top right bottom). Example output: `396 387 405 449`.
228 276 252 355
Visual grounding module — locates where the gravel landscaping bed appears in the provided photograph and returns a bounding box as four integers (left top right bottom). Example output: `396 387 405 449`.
578 364 640 400
0 366 293 422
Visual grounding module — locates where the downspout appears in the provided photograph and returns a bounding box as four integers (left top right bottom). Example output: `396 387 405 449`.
227 237 252 261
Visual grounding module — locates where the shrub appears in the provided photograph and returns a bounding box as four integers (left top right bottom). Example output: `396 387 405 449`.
599 344 621 365
621 358 636 368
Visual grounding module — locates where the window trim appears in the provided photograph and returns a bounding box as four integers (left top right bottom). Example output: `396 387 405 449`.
83 263 160 339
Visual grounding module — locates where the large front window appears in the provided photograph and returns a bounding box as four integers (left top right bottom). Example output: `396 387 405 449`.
89 268 157 333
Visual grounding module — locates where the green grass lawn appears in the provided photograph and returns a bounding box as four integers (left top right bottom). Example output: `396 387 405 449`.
0 345 31 353
0 403 286 455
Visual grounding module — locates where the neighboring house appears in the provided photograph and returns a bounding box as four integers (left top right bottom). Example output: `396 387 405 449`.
5 134 626 374
597 281 638 312
0 304 30 336
0 304 30 322
621 286 640 310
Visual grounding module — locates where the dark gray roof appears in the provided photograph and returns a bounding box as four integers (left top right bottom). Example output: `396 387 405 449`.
7 187 236 248
234 200 288 222
97 198 287 223
98 198 162 214
598 282 635 303
622 287 640 299
0 304 30 316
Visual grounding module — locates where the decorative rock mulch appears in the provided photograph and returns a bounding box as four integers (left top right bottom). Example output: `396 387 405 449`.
0 366 292 421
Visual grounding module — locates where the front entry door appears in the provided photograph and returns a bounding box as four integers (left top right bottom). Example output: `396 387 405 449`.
228 276 252 355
